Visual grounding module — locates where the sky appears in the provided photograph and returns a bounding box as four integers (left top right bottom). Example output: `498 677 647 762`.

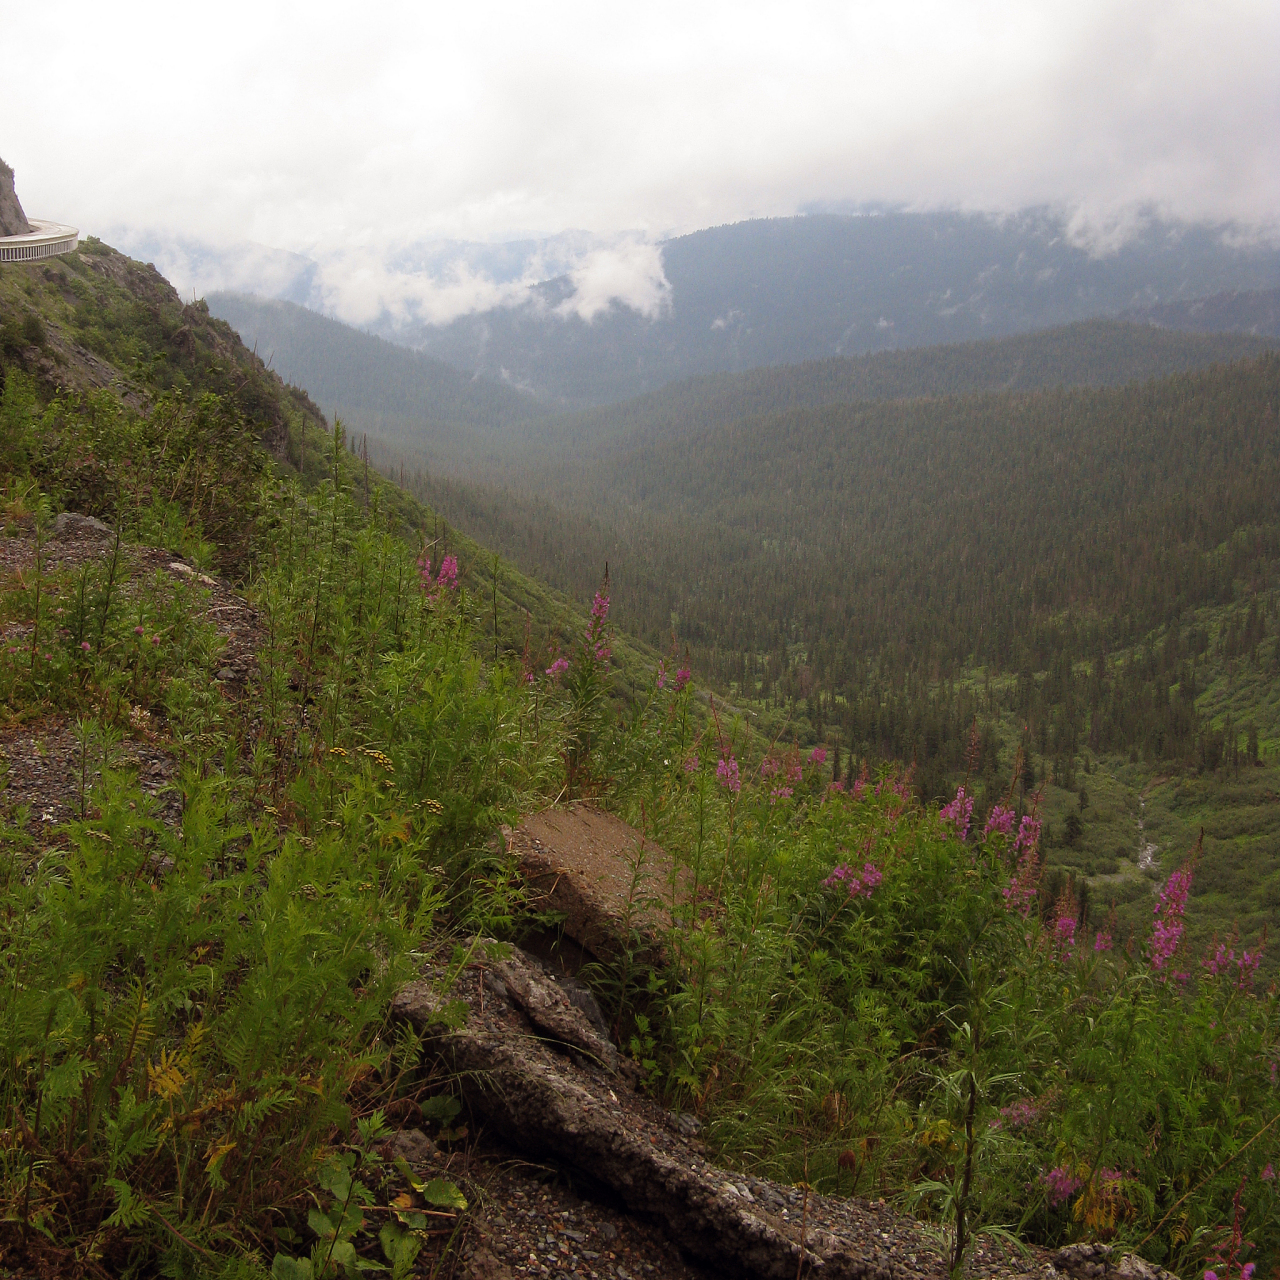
4 0 1277 324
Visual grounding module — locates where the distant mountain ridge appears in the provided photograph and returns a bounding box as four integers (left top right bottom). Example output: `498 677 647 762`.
1123 287 1280 337
208 290 1277 472
391 211 1280 405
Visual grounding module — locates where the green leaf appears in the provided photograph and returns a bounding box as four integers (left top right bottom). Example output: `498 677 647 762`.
420 1178 467 1211
327 1240 358 1271
271 1256 314 1280
380 1223 422 1280
308 1207 338 1240
420 1094 461 1126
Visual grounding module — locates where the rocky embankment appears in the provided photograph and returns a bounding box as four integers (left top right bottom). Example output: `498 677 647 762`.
387 810 1179 1280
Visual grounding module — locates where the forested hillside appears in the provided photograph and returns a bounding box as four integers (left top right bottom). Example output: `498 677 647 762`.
366 352 1280 977
1124 286 1280 337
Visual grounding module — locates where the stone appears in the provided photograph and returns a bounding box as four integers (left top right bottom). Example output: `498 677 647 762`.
508 804 683 966
389 1127 437 1167
489 945 619 1071
54 512 113 539
394 943 1181 1280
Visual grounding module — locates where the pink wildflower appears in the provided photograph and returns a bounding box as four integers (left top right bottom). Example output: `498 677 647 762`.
716 756 740 793
80 641 91 651
769 785 793 803
823 862 882 900
1014 813 1042 856
787 761 804 784
585 588 611 664
545 657 569 680
1094 930 1113 953
809 747 827 765
1262 1164 1275 1182
1041 1166 1082 1207
828 780 846 794
436 555 459 591
134 625 145 636
940 785 974 842
674 667 691 691
683 755 699 774
656 661 667 690
1003 842 1040 919
984 804 1015 838
1151 862 1193 973
1054 916 1077 960
1000 1099 1039 1128
760 757 780 779
1202 942 1261 990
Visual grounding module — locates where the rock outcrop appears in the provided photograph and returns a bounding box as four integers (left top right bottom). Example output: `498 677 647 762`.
0 158 32 238
509 803 682 968
393 941 1180 1280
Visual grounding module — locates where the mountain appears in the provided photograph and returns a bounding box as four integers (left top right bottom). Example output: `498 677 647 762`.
206 291 550 469
524 319 1276 457
394 210 1280 405
209 291 1275 471
1123 286 1280 337
0 157 31 237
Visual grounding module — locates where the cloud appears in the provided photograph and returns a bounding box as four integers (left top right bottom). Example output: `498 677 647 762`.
552 239 671 322
109 225 675 331
4 0 1274 281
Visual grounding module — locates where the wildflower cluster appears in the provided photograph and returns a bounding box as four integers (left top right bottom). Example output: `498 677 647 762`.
999 1098 1040 1129
1054 915 1077 960
417 550 459 603
1151 862 1193 974
940 784 974 841
585 587 611 665
822 861 883 899
984 804 1014 837
716 755 740 793
1041 1166 1083 1207
1202 942 1262 990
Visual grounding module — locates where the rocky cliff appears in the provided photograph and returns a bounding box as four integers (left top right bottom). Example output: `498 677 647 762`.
0 158 32 237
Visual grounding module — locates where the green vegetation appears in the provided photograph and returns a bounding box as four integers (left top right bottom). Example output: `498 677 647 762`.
606 735 1280 1276
365 350 1280 979
3 240 1279 1279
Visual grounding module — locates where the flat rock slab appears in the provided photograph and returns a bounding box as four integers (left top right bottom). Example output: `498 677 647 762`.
509 804 681 963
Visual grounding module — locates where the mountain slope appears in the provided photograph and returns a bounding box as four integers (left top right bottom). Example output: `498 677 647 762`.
0 238 658 695
526 319 1276 456
207 290 548 438
1123 286 1280 337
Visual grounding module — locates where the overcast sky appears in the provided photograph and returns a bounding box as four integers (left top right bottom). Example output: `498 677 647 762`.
5 0 1277 320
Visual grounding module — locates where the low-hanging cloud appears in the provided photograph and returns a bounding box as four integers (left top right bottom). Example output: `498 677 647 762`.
124 227 675 332
312 233 671 329
553 239 671 322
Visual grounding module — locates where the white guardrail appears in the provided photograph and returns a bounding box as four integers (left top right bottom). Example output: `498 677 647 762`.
0 220 80 263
